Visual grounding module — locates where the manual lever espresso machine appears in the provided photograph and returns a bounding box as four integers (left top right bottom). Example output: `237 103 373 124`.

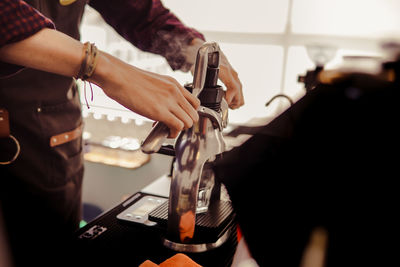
140 41 236 253
75 42 236 266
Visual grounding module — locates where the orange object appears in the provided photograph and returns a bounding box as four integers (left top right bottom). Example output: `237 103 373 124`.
179 210 196 242
139 260 159 267
160 253 202 267
139 253 202 267
237 224 243 242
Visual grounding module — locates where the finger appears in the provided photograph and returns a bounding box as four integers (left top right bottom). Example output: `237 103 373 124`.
161 112 185 138
224 78 244 109
163 105 194 138
229 98 244 109
219 68 240 104
180 85 201 111
218 51 245 109
174 101 197 129
224 87 235 105
165 75 200 112
160 76 199 122
227 93 241 109
177 87 200 123
157 76 199 135
233 84 245 108
168 127 181 139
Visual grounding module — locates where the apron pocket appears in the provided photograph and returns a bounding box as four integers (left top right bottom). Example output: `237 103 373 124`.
37 97 84 185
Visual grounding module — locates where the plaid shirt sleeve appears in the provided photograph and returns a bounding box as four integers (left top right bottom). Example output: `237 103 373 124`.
0 0 54 77
0 0 55 47
89 0 205 71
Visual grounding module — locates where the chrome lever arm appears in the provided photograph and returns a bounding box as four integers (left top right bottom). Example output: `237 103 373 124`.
141 42 221 154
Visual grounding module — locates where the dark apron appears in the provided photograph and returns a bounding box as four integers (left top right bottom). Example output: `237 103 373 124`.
0 1 88 265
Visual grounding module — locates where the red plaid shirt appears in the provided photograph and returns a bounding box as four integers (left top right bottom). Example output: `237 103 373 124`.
89 0 205 71
0 0 55 47
0 0 204 74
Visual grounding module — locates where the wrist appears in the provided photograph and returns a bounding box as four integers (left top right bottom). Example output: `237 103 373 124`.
87 51 133 101
87 50 112 86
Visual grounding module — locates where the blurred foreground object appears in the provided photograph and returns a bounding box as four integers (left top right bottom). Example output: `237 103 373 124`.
213 40 400 266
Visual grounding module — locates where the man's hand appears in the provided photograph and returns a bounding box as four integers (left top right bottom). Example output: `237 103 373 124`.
90 51 200 138
189 38 244 110
219 49 244 109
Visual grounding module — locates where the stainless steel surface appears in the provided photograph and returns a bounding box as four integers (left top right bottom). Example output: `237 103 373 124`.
165 107 226 243
140 42 221 154
196 165 216 214
141 42 229 248
192 42 221 97
140 121 170 154
164 42 229 247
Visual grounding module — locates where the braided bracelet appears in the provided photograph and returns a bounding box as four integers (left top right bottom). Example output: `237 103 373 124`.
76 42 99 81
76 42 90 80
76 42 99 109
84 44 99 79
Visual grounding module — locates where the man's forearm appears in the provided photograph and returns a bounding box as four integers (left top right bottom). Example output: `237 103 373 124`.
0 28 82 78
0 27 200 137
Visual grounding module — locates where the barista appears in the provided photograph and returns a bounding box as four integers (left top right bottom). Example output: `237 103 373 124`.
0 0 244 266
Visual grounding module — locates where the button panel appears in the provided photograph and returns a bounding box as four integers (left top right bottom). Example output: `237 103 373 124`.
78 225 107 240
116 195 167 226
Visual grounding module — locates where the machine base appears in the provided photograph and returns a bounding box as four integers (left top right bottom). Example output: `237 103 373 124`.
74 192 238 267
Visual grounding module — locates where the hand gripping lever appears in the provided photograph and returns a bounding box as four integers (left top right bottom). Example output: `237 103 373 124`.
140 42 222 154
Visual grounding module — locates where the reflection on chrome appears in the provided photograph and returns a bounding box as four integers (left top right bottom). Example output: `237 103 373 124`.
140 42 229 251
165 42 228 249
166 105 226 245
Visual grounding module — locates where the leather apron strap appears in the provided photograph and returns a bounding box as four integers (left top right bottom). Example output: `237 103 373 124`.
0 108 10 138
0 108 20 165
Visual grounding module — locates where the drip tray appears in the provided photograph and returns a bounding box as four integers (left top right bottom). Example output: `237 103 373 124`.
149 200 236 244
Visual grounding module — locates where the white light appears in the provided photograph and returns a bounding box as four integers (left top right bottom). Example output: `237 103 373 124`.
93 113 102 120
82 109 89 118
107 114 116 121
135 118 144 126
121 117 130 124
82 131 92 140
